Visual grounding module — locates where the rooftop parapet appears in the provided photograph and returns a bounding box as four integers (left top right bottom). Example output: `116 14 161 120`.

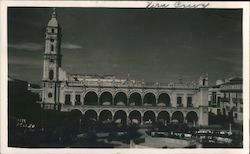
66 79 199 89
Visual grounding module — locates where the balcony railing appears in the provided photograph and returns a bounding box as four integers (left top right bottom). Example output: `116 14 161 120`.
220 98 230 102
187 103 194 108
75 101 82 105
232 98 243 104
176 103 184 108
66 80 199 89
61 104 200 110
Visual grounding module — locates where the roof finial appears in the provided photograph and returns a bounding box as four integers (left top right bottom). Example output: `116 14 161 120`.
52 8 57 18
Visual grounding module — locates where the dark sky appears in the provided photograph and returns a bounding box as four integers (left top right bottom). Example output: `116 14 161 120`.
8 7 242 85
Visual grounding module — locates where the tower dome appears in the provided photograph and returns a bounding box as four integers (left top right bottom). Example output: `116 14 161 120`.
47 8 59 27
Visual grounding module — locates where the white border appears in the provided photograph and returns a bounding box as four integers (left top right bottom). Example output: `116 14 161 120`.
1 1 249 154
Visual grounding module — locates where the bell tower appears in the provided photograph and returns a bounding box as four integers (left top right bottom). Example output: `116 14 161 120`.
43 8 62 81
42 8 62 105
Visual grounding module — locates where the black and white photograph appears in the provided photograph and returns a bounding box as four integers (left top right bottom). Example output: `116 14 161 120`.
1 1 249 154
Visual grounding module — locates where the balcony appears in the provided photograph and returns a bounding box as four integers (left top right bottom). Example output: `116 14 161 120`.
232 98 243 104
220 98 230 102
75 101 82 105
187 103 194 108
176 103 184 108
64 101 72 105
60 104 200 112
232 106 237 112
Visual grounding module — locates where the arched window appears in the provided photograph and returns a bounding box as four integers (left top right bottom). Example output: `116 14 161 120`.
84 91 98 105
158 93 171 107
129 93 142 106
49 70 54 80
51 45 54 51
143 93 156 106
202 79 206 86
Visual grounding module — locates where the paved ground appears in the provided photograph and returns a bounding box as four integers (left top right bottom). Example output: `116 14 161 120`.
100 128 195 148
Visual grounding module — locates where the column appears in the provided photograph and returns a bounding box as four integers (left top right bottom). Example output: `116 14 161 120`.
98 96 100 106
81 93 84 105
127 95 129 106
183 94 187 107
156 94 159 105
171 94 176 107
96 112 99 121
141 115 143 125
126 116 129 125
183 112 187 123
111 112 114 121
112 94 115 106
72 93 75 105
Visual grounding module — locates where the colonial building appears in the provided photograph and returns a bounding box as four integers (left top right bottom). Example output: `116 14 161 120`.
40 9 209 126
208 77 243 124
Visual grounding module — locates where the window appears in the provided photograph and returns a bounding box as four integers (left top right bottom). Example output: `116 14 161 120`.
212 92 216 104
50 59 54 63
187 96 193 107
75 94 81 105
217 109 221 115
223 108 226 115
51 45 54 51
65 94 71 105
177 97 182 107
51 28 54 33
240 107 243 113
49 70 54 80
50 39 54 42
217 97 221 107
234 113 238 119
48 92 52 98
202 79 206 85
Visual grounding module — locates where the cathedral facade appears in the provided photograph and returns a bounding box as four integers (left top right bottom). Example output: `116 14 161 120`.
41 9 209 126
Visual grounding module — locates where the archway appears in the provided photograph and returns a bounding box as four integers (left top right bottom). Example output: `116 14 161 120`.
100 92 113 106
84 91 98 105
99 110 113 123
114 92 127 106
158 93 171 107
143 93 156 106
83 110 98 131
186 111 198 125
129 110 141 124
143 111 156 124
157 111 170 124
172 111 184 123
114 110 127 125
129 93 142 106
68 109 82 132
84 110 98 122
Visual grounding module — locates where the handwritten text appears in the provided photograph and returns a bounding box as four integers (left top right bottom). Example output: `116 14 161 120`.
146 1 210 9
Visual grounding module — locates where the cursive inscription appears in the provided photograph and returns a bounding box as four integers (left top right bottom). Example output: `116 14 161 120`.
146 1 210 9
